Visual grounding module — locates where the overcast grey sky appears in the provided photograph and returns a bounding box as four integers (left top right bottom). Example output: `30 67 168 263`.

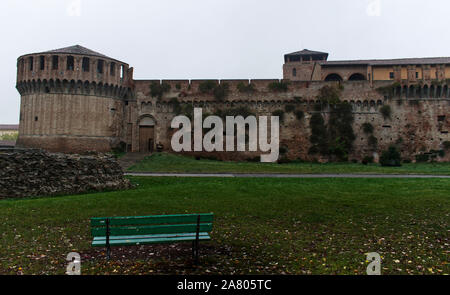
1 0 450 124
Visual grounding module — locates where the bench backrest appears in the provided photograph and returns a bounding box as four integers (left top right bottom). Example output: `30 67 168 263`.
90 213 214 237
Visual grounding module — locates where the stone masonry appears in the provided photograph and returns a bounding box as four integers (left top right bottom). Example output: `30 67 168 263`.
0 149 132 199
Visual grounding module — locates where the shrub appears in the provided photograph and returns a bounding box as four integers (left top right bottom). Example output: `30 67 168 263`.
317 85 341 104
309 113 328 155
327 103 355 160
380 105 391 119
295 110 304 120
279 146 288 155
368 135 378 149
169 97 181 114
179 104 194 120
246 156 260 162
362 123 374 134
268 81 289 92
277 156 292 164
198 80 217 93
285 104 295 113
443 141 450 150
237 82 255 93
415 154 430 163
150 82 171 99
213 83 230 101
272 110 285 123
362 156 374 165
380 146 402 167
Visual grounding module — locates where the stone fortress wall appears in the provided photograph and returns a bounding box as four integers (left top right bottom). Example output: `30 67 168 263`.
131 79 450 162
15 46 450 162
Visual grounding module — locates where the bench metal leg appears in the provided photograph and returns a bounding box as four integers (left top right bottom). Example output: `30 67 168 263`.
193 215 200 264
106 218 111 260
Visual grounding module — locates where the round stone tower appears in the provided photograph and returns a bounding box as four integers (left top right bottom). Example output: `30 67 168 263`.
16 45 134 153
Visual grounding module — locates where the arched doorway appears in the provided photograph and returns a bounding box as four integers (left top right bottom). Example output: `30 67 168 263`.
348 73 366 81
324 73 343 82
139 116 156 153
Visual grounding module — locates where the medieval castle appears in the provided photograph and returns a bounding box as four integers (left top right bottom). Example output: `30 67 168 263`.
15 45 450 162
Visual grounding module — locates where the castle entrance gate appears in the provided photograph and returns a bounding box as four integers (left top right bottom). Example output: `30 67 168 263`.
139 117 155 153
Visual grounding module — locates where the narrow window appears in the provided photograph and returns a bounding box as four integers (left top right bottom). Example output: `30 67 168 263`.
39 56 45 70
110 62 116 76
35 116 38 122
293 68 297 77
389 72 394 79
52 56 59 70
120 65 124 79
97 60 104 74
82 57 90 72
29 57 34 71
67 56 74 71
416 72 419 79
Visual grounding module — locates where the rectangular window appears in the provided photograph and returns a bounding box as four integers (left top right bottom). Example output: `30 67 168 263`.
416 72 419 79
39 56 45 70
110 62 116 76
67 56 74 71
82 57 90 72
389 72 394 79
52 56 59 70
29 57 34 71
97 60 104 74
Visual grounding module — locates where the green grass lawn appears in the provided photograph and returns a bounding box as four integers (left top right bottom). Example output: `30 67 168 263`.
0 176 448 275
128 153 450 175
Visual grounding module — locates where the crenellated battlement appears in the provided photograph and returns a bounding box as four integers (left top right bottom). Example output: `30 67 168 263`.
16 45 133 90
16 78 134 100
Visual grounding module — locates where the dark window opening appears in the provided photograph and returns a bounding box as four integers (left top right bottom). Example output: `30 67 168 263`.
97 60 104 74
292 68 297 77
348 73 366 81
35 116 38 122
389 72 394 79
312 55 323 61
110 62 116 76
438 115 446 122
416 72 419 79
52 56 59 70
324 73 343 82
29 57 34 71
82 57 90 72
39 56 45 70
67 56 74 71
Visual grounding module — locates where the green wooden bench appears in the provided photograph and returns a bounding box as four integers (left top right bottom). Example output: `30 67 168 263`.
90 213 214 263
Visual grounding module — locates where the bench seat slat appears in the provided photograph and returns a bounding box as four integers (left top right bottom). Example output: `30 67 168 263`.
91 223 213 237
91 213 214 227
92 233 211 247
93 232 210 242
